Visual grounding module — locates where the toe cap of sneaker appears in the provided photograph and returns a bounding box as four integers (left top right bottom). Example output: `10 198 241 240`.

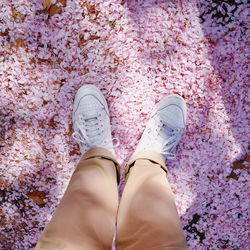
154 94 187 128
73 85 109 116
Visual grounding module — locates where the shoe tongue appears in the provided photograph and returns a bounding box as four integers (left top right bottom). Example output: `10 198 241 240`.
85 117 96 124
84 108 98 120
84 111 103 143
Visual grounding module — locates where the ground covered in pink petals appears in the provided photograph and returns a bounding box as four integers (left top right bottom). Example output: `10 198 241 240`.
0 0 249 249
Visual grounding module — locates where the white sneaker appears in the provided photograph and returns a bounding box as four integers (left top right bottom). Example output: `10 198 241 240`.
72 85 118 155
133 94 187 158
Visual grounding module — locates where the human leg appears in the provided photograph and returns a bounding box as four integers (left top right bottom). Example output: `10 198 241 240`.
36 148 119 250
116 95 188 250
116 152 188 250
36 85 120 249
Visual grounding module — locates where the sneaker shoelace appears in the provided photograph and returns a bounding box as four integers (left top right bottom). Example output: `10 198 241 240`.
152 116 184 159
72 111 119 153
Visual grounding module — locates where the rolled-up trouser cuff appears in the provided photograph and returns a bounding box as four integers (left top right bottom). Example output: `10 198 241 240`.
81 147 121 184
125 150 168 179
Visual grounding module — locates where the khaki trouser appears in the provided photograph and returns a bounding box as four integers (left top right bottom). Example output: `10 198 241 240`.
35 147 188 250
